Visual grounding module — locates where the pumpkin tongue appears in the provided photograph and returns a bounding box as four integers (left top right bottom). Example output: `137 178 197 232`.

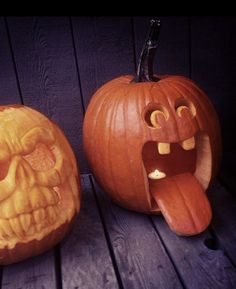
150 173 212 235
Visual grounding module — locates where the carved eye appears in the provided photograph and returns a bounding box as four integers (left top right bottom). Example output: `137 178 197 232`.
144 104 169 128
175 98 196 117
23 143 55 171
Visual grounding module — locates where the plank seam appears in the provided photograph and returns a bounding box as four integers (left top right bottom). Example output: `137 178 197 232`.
89 175 125 289
4 17 24 105
208 226 236 268
149 216 187 289
130 17 137 73
0 266 3 289
68 16 86 115
54 244 63 289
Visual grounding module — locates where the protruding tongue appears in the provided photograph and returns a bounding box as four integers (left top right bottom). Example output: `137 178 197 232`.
150 173 212 236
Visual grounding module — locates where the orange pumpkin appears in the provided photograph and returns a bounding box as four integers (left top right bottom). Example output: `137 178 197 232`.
83 20 221 236
0 105 80 264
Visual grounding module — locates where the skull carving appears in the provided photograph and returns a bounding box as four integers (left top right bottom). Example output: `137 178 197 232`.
0 105 80 264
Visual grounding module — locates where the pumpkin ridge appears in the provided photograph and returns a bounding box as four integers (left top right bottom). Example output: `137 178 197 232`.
169 79 222 176
108 87 125 202
168 78 218 126
154 81 180 141
86 83 121 174
163 81 200 136
167 79 211 132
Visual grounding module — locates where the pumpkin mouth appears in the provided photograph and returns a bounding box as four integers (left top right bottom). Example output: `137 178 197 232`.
0 180 76 248
0 185 63 244
142 131 212 235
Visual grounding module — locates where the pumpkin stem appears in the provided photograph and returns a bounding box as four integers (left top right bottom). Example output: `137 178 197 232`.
133 19 161 83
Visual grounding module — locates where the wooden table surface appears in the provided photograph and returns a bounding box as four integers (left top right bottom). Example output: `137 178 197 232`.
0 172 235 289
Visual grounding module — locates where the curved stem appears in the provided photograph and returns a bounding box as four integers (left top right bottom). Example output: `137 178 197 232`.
133 19 161 83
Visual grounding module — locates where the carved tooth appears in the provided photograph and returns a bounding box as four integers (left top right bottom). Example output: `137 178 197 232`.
19 214 32 233
158 143 170 155
36 223 45 232
181 136 195 150
29 186 47 209
42 187 59 205
54 206 60 216
0 219 14 238
33 208 46 224
0 198 16 219
14 189 32 215
46 206 57 224
9 217 24 238
27 225 36 236
0 222 7 239
148 169 166 180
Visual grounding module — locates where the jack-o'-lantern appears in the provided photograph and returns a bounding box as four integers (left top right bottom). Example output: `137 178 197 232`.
0 105 80 264
83 20 221 236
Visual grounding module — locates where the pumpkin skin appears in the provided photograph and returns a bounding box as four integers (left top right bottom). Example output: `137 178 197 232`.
83 75 221 235
0 105 80 264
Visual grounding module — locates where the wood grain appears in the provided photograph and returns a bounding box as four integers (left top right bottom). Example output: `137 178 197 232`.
0 17 21 104
92 176 183 289
208 182 236 263
6 16 87 172
191 16 236 153
1 250 57 289
151 197 236 289
60 175 119 289
133 16 189 77
71 16 135 109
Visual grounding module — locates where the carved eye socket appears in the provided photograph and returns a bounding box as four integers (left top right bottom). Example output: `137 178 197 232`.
144 104 169 128
23 143 55 171
175 98 196 117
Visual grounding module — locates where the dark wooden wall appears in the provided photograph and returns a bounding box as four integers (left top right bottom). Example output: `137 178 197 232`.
0 16 235 174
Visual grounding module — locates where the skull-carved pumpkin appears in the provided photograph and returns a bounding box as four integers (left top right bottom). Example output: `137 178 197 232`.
83 20 221 236
0 105 80 264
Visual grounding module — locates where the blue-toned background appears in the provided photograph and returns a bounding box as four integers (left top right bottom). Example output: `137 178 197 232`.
0 16 235 177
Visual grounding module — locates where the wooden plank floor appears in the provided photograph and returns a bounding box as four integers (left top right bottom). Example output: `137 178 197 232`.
1 173 236 289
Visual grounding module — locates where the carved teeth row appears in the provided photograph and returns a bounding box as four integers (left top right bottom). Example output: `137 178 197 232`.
0 187 60 219
157 136 195 154
0 206 59 240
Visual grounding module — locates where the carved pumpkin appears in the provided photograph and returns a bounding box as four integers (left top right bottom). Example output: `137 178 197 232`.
0 105 80 264
83 20 221 236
